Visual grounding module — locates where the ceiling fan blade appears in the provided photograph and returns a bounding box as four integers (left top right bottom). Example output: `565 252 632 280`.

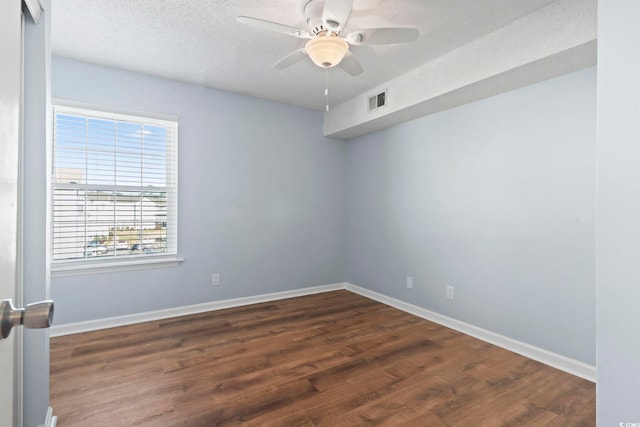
338 51 363 76
322 0 353 32
348 27 419 45
236 16 311 38
273 49 308 70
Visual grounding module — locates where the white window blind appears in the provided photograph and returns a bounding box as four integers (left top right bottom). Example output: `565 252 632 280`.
52 105 178 263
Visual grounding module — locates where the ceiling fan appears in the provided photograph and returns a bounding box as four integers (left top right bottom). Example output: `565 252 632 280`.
237 0 420 76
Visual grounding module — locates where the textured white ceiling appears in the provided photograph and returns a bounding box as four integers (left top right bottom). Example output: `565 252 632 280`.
52 0 560 111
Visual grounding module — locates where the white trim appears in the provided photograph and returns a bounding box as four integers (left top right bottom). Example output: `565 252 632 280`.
16 11 25 427
49 281 596 383
37 407 57 427
53 103 178 130
50 283 347 336
52 98 179 123
51 256 184 278
23 0 42 24
344 283 596 383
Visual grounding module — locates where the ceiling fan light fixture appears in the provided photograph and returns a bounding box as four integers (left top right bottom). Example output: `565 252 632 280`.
305 35 348 68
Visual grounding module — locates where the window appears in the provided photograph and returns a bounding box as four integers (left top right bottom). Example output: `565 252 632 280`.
51 104 178 266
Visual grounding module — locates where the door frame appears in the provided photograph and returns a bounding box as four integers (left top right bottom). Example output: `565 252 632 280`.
0 1 24 426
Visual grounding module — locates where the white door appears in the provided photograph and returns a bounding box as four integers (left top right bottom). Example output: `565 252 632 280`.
0 0 23 426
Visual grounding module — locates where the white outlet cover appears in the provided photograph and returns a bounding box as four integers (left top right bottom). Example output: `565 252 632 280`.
446 286 455 300
212 274 220 286
406 276 414 289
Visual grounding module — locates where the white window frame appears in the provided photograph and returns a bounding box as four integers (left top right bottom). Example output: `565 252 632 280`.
50 101 182 276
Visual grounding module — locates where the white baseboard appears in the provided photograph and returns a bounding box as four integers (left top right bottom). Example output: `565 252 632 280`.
344 283 596 383
50 282 346 337
50 281 596 383
37 407 57 427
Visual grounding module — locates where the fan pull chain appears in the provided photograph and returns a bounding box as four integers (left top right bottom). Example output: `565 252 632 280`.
325 68 330 112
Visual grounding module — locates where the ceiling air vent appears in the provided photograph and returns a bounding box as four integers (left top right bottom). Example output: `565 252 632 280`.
368 90 387 111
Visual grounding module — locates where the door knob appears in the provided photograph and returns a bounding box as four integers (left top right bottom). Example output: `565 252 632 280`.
1 299 54 340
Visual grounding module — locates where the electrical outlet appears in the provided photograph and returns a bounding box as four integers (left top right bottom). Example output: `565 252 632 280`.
406 276 414 290
212 273 221 287
446 285 455 300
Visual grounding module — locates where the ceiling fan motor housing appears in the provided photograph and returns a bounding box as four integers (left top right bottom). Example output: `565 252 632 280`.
304 0 340 34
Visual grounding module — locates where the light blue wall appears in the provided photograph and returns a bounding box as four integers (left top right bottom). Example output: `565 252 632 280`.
346 67 596 364
50 58 597 368
50 57 348 324
596 0 640 423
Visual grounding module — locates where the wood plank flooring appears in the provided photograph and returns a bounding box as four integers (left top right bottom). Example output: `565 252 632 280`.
50 290 595 426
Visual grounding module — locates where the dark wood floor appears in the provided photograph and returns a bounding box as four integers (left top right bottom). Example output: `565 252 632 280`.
50 290 595 426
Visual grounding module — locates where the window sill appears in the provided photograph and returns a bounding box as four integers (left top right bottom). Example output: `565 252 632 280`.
51 256 184 278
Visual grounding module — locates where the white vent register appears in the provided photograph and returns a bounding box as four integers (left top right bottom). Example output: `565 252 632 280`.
369 90 387 111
